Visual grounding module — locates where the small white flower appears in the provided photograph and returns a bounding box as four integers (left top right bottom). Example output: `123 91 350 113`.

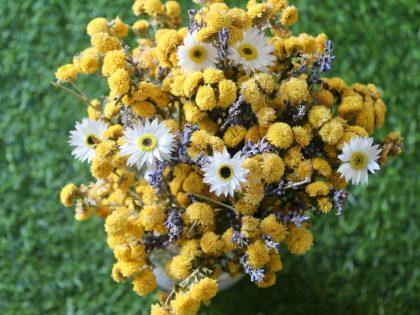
228 27 276 73
337 136 381 185
69 118 107 163
120 119 175 170
177 31 218 73
202 149 249 197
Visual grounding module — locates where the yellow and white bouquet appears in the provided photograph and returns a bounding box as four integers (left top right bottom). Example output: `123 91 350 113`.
56 0 403 314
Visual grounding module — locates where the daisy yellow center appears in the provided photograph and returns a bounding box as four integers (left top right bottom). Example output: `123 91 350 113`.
85 134 99 148
217 164 234 182
189 45 207 63
349 151 368 170
137 134 158 152
238 43 258 61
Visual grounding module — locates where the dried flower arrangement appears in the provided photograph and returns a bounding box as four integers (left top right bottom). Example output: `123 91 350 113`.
56 0 403 314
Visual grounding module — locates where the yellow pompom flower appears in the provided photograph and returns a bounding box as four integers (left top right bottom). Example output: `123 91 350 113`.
169 255 192 280
267 252 283 272
108 68 130 95
140 205 166 231
103 124 124 140
338 95 364 117
221 228 237 252
150 304 170 315
182 172 205 194
183 101 204 123
186 202 214 227
257 272 276 288
132 268 157 296
305 181 330 197
313 89 335 107
285 226 313 255
308 105 332 129
235 198 258 215
218 79 237 108
260 153 285 183
91 158 113 179
60 183 79 207
78 49 100 74
284 145 303 168
196 85 217 111
281 6 298 26
246 240 269 269
224 125 247 148
170 293 200 315
189 277 218 302
86 17 108 36
183 72 203 98
319 118 344 145
293 126 312 147
317 197 333 213
102 50 127 77
143 0 165 16
180 240 201 260
260 214 287 242
132 20 150 33
311 157 332 177
91 32 120 53
280 77 309 106
165 1 181 19
55 64 77 82
203 68 225 84
241 216 261 239
112 17 129 38
266 122 294 149
200 232 223 255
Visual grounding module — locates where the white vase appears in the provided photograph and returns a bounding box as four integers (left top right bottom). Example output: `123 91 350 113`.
153 266 243 292
150 246 243 292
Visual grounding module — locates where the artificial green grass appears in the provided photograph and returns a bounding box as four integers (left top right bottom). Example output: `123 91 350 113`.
0 0 418 314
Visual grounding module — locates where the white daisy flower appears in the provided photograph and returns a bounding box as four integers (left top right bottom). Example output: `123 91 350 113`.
202 149 249 197
337 136 381 185
228 27 276 73
120 119 175 170
69 118 107 163
177 31 218 73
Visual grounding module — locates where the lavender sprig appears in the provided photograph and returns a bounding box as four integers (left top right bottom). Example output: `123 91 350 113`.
262 235 279 252
188 9 199 33
316 40 335 72
241 137 273 158
120 105 137 128
143 234 169 253
331 188 349 216
308 40 335 87
145 160 167 195
172 124 198 163
276 211 310 228
239 255 265 283
165 207 184 242
220 95 256 131
195 152 210 168
231 231 250 247
218 28 229 69
292 55 309 77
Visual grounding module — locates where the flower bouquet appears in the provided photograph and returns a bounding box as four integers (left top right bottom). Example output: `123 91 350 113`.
56 0 403 314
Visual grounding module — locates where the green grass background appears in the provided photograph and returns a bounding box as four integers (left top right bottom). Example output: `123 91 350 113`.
0 0 419 314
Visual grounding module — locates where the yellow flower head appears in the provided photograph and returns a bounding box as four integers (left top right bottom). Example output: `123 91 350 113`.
60 183 79 207
285 226 313 255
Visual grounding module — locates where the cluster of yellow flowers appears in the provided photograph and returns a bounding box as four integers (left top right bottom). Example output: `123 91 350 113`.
57 0 402 314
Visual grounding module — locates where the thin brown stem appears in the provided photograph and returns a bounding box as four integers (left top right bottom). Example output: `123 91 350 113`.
190 193 236 212
52 81 91 106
